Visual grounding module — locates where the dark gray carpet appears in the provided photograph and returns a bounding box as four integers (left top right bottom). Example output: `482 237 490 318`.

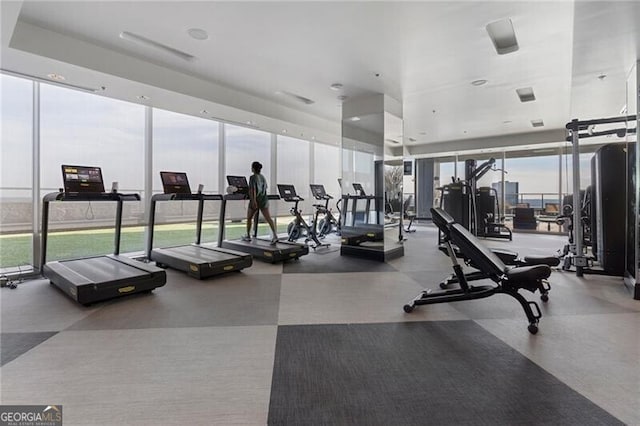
1 332 58 366
283 249 397 274
268 321 622 426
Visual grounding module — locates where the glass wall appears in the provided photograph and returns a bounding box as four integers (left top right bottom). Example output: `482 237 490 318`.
0 75 33 268
224 124 273 236
0 73 346 269
277 135 310 217
313 143 340 198
40 84 146 260
152 109 220 245
505 154 561 212
225 125 271 182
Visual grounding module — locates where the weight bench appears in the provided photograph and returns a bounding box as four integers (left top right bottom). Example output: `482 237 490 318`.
404 207 551 334
435 209 558 290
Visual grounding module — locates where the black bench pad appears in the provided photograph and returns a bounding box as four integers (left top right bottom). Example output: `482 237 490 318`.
523 255 560 267
506 264 551 282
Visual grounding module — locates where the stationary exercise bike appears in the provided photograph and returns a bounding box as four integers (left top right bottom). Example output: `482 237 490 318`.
310 184 341 237
277 184 329 250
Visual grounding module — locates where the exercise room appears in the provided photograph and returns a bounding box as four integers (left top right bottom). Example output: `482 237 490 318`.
1 1 638 425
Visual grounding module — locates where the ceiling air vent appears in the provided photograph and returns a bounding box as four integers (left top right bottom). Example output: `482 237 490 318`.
119 31 194 61
516 87 536 102
486 19 519 55
280 91 315 105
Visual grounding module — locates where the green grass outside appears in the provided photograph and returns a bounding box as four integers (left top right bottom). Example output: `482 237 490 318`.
0 221 292 268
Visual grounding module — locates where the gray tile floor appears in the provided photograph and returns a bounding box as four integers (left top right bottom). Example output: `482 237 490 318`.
1 224 638 425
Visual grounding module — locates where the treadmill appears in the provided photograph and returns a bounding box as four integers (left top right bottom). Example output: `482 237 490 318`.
340 183 384 245
146 171 252 279
218 175 309 263
42 165 166 305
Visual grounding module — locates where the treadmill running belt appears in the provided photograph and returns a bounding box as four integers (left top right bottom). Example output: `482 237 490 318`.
60 257 147 282
154 246 240 263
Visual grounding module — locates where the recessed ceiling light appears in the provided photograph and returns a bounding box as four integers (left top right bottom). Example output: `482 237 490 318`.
486 18 519 55
471 79 488 86
330 83 343 91
337 95 348 101
187 28 209 41
598 74 607 80
516 87 536 102
200 109 209 115
408 137 417 142
350 116 361 121
531 119 544 127
47 73 65 81
311 136 316 140
246 120 254 125
281 129 287 134
137 95 150 100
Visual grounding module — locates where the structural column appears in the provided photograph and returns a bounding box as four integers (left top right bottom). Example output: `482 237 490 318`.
340 94 404 261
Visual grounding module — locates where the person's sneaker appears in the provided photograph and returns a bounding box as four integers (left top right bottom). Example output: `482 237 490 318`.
270 236 279 246
241 235 252 242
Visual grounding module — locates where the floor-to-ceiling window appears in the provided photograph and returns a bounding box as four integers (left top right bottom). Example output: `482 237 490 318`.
224 124 273 236
0 74 33 269
276 135 310 219
152 109 220 246
314 142 340 198
40 84 145 260
313 142 341 223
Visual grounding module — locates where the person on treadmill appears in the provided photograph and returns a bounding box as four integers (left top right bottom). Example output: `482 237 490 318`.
243 161 279 245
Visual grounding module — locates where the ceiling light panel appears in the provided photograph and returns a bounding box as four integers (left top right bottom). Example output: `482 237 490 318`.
516 87 536 102
486 19 519 55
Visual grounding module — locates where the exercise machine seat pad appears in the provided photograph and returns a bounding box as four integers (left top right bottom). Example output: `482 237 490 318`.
491 249 519 264
523 255 561 267
505 264 551 282
438 244 519 264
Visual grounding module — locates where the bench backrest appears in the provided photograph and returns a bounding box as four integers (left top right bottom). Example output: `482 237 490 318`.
432 206 454 229
449 222 507 276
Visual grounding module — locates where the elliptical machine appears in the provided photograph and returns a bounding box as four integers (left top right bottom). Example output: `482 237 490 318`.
310 184 341 237
277 184 329 250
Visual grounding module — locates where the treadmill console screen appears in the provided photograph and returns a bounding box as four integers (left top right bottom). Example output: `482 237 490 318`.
160 171 191 194
226 176 249 195
352 183 366 196
277 184 298 199
61 165 105 193
310 184 326 198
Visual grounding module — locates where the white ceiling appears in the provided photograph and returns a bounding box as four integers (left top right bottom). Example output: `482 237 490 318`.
1 1 638 155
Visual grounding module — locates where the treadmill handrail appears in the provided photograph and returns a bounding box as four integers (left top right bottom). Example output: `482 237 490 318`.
40 190 141 268
150 193 223 202
217 193 281 244
146 192 225 258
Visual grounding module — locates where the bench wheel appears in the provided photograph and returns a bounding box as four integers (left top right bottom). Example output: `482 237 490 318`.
439 282 449 290
528 323 539 334
403 304 414 313
540 294 549 302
